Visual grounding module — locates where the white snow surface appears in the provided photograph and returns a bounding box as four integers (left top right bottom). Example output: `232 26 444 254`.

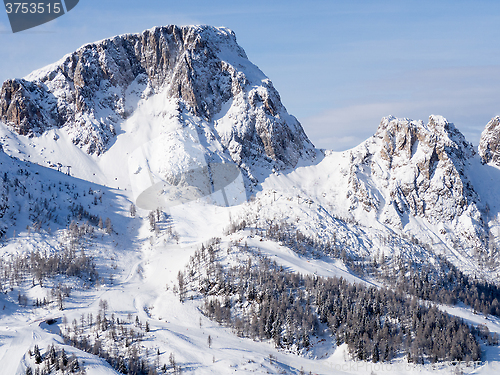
1 188 499 374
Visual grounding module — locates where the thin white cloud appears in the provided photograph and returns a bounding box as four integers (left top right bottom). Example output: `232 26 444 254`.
301 66 500 151
301 103 404 151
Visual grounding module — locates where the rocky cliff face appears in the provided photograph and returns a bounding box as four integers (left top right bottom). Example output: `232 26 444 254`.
479 116 500 166
0 147 7 237
0 25 315 172
375 115 478 223
344 115 487 249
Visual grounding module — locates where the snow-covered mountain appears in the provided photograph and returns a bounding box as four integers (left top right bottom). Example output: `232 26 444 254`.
340 115 488 255
0 25 315 188
479 116 500 166
1 24 500 375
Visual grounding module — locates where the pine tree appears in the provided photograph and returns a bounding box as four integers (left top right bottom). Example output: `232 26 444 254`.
105 218 113 234
372 343 380 363
48 344 56 364
177 271 185 302
33 345 42 364
148 212 156 232
169 352 176 370
60 348 68 367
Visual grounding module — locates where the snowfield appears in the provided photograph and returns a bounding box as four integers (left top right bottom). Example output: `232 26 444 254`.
0 172 499 374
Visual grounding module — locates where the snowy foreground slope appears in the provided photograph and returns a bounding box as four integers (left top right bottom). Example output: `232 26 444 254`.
0 25 500 374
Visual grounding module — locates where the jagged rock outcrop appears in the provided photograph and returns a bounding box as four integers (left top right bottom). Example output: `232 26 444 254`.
0 147 10 236
375 115 477 222
479 116 500 166
0 79 60 136
345 115 487 248
0 25 315 170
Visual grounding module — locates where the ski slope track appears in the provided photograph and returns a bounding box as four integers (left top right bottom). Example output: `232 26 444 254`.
0 25 499 374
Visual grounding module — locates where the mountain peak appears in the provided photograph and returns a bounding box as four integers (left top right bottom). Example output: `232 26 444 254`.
479 116 500 165
375 115 474 160
346 115 484 249
0 25 315 177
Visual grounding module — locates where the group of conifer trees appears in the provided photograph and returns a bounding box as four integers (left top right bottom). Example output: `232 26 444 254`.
0 222 98 296
61 300 179 375
0 165 105 237
183 241 491 364
377 254 500 319
230 215 500 326
25 344 84 375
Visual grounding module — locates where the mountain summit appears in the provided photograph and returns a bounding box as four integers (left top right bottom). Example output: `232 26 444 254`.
342 115 488 252
0 25 315 185
479 116 500 166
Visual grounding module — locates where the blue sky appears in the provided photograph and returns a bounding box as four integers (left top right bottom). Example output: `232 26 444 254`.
1 0 500 150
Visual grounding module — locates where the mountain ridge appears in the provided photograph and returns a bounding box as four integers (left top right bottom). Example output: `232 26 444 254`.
0 25 315 185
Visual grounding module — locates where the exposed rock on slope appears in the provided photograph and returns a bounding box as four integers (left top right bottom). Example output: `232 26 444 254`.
0 25 315 172
479 116 500 166
0 147 8 236
345 115 487 249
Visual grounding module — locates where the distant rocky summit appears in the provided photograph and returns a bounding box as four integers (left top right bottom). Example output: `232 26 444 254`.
342 115 488 252
479 116 500 166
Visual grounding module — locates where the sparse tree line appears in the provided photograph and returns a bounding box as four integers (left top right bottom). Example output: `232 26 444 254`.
69 203 100 227
0 245 98 291
377 254 500 319
226 215 351 260
226 213 500 323
226 214 389 278
181 241 494 364
146 208 179 243
61 299 181 375
0 221 99 310
0 166 106 238
0 223 98 293
25 343 85 375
